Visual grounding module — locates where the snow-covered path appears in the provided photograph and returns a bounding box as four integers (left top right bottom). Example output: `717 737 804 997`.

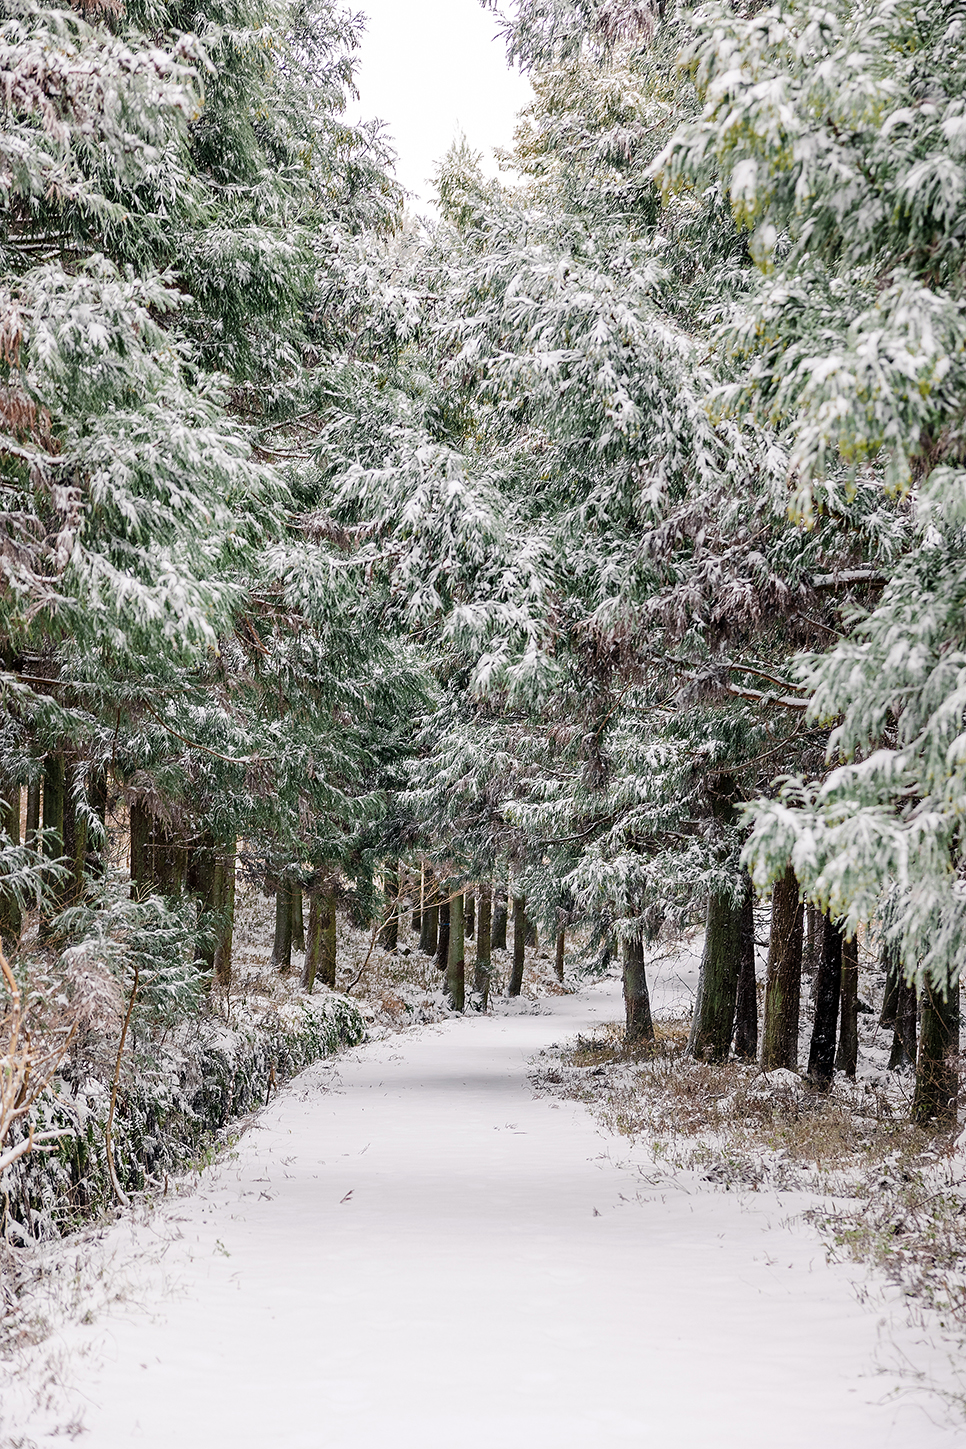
8 977 961 1447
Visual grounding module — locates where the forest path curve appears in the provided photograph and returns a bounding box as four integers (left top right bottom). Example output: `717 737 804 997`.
8 975 961 1448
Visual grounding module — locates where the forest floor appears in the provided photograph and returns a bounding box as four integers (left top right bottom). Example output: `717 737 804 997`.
1 933 964 1447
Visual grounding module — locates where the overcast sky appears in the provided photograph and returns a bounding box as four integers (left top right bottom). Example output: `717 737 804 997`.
352 1 533 209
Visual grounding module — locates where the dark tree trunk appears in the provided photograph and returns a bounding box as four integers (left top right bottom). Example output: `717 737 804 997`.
349 862 375 928
303 887 337 991
889 975 917 1070
380 862 399 952
734 886 758 1061
465 891 475 939
491 881 508 951
214 841 236 986
420 869 438 955
191 837 236 987
688 888 743 1061
435 894 451 972
913 979 960 1126
554 928 565 984
129 800 150 900
804 902 822 981
761 866 803 1070
25 776 40 847
474 883 492 1007
509 893 526 997
622 929 654 1046
188 834 216 971
411 866 422 934
87 769 107 877
0 782 23 951
42 753 64 858
61 760 86 906
807 916 843 1091
272 880 293 972
525 915 537 949
291 881 305 954
835 934 859 1078
445 892 465 1010
880 935 901 1028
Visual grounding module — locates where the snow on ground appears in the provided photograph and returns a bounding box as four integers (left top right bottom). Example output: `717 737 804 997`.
2 968 963 1448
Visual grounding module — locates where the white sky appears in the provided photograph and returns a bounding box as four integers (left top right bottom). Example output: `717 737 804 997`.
352 0 533 208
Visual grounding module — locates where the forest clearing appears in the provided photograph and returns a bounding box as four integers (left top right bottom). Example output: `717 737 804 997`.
3 0 966 1441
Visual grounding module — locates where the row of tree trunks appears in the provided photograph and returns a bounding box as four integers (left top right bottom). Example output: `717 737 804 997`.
407 870 549 1001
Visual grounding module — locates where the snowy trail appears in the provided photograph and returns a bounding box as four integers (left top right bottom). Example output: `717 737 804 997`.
9 975 961 1447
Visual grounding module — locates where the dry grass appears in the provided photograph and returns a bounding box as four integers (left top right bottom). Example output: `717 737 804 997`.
542 1014 941 1181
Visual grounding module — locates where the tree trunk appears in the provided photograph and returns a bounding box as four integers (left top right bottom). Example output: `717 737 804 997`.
491 881 508 951
889 975 917 1070
509 893 526 997
61 760 87 906
213 840 236 986
474 883 492 1007
688 887 743 1062
272 880 293 973
291 880 305 954
0 782 23 951
622 929 654 1045
760 866 803 1071
129 800 150 900
804 902 822 981
303 892 321 992
445 891 465 1010
913 978 960 1126
412 865 422 934
87 769 107 877
555 928 565 984
525 915 537 949
303 888 337 991
420 870 438 955
465 890 475 939
42 753 64 858
734 885 758 1061
835 933 859 1078
25 776 40 847
380 862 399 951
435 893 450 972
807 915 842 1091
880 935 901 1028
